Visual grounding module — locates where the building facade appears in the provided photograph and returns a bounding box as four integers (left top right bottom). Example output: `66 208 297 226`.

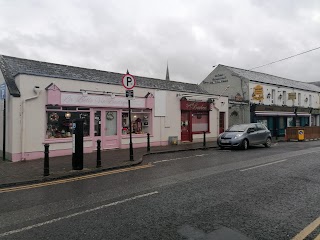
200 64 320 137
0 55 228 161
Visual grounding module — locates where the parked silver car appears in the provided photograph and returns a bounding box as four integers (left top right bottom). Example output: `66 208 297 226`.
217 123 272 150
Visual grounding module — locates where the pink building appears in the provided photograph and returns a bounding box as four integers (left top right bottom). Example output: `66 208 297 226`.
0 55 228 162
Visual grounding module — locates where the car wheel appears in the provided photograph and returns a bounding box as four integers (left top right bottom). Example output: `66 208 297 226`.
264 137 272 148
241 139 248 150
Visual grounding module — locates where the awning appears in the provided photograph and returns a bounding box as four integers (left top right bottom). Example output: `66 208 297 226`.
255 111 311 117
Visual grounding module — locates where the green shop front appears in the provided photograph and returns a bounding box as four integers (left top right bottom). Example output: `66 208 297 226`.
251 105 311 137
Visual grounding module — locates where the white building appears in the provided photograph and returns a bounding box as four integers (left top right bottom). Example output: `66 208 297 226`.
0 55 228 161
200 64 320 137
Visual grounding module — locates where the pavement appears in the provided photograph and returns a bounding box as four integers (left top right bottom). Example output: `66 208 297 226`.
1 141 320 239
0 141 217 188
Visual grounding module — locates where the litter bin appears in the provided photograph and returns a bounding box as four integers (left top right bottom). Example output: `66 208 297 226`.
298 129 305 141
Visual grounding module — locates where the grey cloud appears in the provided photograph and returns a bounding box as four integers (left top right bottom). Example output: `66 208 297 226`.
0 0 320 84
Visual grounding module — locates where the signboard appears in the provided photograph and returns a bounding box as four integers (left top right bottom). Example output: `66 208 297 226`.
0 83 6 100
252 85 264 101
126 90 134 98
61 92 145 108
288 92 296 100
122 74 136 89
180 100 209 111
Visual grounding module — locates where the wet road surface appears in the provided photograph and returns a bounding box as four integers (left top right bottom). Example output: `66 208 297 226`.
1 141 320 239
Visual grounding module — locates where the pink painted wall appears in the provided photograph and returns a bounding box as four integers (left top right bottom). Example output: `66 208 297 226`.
11 147 93 162
47 84 61 105
11 141 168 161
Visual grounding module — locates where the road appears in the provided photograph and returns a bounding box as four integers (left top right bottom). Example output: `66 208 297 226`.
1 141 320 239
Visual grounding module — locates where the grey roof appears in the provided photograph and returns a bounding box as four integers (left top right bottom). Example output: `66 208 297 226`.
0 56 20 97
221 64 320 93
0 55 208 97
310 81 320 87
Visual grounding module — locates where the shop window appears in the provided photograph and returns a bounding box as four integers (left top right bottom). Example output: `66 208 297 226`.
46 111 90 139
287 117 294 127
192 112 209 132
257 119 268 128
122 109 151 135
279 117 285 129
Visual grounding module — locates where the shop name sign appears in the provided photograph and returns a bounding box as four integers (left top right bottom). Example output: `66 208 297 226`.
202 74 228 84
181 101 209 111
61 93 145 108
288 92 296 100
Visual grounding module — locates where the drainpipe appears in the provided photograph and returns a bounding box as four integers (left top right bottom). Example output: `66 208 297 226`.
211 101 220 137
21 86 42 160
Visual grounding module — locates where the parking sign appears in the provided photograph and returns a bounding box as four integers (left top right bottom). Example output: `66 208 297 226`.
122 74 136 90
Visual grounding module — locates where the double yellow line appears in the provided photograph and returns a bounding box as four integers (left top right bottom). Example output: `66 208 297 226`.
292 216 320 240
0 164 153 193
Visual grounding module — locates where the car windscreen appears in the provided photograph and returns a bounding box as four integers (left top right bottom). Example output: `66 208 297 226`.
226 125 249 132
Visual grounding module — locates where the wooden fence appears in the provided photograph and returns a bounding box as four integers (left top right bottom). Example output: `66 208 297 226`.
286 127 320 141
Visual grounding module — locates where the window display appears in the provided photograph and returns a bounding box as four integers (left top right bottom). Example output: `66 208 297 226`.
46 109 90 138
122 109 150 134
191 112 209 132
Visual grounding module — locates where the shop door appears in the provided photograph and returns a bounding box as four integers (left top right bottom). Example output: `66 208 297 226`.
104 111 119 149
181 111 191 142
219 112 225 133
93 110 120 150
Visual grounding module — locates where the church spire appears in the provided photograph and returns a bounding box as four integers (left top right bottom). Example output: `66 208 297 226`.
165 61 170 81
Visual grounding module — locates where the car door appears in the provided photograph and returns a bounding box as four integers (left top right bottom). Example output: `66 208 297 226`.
246 125 258 144
255 123 269 144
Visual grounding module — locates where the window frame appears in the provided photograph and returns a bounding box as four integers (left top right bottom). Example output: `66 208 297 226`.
121 109 152 136
45 107 91 140
191 111 210 134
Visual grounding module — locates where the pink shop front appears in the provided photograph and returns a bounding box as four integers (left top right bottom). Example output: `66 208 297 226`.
46 84 154 152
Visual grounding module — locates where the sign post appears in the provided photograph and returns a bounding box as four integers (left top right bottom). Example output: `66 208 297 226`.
72 119 84 170
0 83 6 161
122 71 136 161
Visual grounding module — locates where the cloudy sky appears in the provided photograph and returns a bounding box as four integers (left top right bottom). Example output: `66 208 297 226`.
0 0 319 84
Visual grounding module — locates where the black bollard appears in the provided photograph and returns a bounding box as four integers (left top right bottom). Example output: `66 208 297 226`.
203 131 206 148
44 144 50 176
96 140 101 168
147 133 151 153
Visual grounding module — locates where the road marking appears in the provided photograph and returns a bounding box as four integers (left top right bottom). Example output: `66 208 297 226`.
152 154 208 164
0 164 153 193
240 159 288 172
0 191 159 238
292 216 320 240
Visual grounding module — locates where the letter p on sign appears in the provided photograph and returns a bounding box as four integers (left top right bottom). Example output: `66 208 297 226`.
122 74 136 90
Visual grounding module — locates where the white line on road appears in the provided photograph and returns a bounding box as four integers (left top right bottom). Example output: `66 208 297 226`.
153 154 208 164
0 191 159 238
240 159 288 172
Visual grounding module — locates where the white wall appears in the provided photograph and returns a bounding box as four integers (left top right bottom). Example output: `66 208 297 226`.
13 74 225 160
249 82 320 108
